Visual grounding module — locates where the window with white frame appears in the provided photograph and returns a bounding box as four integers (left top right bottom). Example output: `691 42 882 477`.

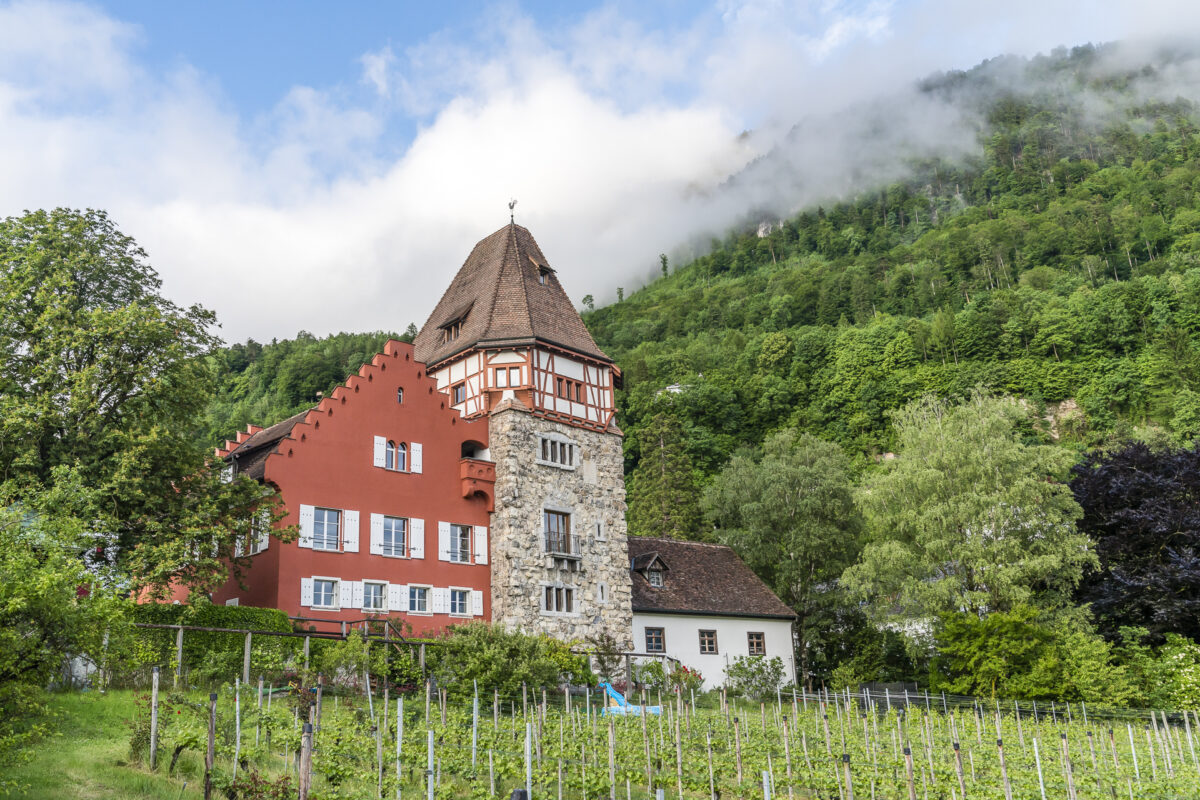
449 524 472 563
313 508 340 551
538 435 575 468
382 516 407 557
313 578 338 609
363 581 386 612
385 441 407 471
542 584 576 614
494 366 520 388
647 569 664 588
409 586 430 613
450 588 469 616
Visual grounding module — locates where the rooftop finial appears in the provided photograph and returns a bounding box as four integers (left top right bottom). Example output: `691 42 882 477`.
508 198 517 224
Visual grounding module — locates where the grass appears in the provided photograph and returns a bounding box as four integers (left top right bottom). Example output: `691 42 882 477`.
2 690 204 800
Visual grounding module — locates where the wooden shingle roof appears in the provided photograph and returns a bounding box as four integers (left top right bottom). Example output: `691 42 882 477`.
413 223 609 367
628 537 796 620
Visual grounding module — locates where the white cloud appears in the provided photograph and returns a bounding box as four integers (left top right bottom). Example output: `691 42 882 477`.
4 0 1200 343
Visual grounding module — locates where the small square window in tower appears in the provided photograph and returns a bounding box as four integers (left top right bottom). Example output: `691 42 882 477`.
544 511 576 556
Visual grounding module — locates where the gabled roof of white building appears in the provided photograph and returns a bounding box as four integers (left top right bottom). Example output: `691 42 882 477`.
628 537 796 620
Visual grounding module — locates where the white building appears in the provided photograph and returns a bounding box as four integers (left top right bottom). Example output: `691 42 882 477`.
629 537 796 691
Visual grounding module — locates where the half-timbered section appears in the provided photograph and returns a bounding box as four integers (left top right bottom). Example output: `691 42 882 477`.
213 339 494 637
415 223 634 647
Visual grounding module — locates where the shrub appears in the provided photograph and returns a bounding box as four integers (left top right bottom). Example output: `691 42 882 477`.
725 656 787 701
427 622 594 697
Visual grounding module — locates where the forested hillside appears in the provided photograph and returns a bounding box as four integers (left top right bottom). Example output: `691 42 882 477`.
587 44 1200 515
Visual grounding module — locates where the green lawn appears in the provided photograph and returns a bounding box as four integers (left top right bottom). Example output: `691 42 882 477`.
3 691 204 800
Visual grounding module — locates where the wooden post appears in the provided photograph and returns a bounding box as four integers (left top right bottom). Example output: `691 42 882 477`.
375 725 384 798
427 730 436 800
1061 733 1078 800
706 729 716 800
528 723 536 800
625 654 633 702
608 719 617 800
298 722 313 800
204 692 217 800
233 677 242 781
303 635 310 672
242 632 252 685
734 716 744 785
903 746 917 800
996 716 1013 800
149 666 160 771
255 675 264 747
674 704 684 800
174 626 184 687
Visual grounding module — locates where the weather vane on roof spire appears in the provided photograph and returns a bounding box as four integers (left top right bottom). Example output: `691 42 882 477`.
508 198 517 224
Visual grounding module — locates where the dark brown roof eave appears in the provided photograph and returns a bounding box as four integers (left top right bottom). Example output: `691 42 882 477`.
426 335 615 371
632 606 797 621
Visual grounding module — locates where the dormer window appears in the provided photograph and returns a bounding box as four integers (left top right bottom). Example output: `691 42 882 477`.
443 320 462 343
438 302 473 345
648 569 664 588
538 267 550 285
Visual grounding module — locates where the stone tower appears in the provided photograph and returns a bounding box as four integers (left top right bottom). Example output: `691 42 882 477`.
413 223 633 648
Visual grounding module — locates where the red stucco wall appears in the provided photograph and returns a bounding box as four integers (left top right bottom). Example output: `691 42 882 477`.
214 340 492 637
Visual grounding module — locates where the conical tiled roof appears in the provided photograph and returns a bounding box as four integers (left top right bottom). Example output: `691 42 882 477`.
413 224 609 366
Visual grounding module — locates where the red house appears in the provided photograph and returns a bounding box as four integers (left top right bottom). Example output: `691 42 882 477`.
213 339 495 636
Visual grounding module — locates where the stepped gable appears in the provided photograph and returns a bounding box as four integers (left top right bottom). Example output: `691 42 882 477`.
413 223 609 367
628 536 796 620
217 339 474 482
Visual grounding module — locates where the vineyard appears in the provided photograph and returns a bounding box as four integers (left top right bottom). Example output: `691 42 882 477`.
128 674 1200 800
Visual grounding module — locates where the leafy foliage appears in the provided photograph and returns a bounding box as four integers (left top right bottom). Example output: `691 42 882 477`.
723 655 788 701
428 622 595 697
844 392 1093 624
1071 441 1200 641
704 429 862 685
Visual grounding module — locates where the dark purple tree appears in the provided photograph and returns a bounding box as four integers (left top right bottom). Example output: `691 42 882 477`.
1071 441 1200 641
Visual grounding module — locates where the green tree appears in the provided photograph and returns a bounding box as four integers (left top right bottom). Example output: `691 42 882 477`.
704 430 863 686
842 392 1093 628
0 209 280 596
627 413 702 539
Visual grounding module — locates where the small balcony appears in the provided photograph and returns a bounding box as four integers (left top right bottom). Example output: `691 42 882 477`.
459 458 495 511
544 532 582 559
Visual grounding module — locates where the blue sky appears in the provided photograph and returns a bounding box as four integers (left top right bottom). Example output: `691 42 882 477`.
2 0 1198 341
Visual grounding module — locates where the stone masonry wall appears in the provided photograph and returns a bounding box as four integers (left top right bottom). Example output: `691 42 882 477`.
488 403 633 649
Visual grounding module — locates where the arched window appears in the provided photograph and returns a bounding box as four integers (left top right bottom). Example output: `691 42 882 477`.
385 441 407 471
396 387 404 404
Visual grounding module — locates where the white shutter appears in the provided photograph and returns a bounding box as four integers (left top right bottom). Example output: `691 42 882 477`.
388 583 408 612
339 580 354 609
433 587 449 614
256 509 270 552
410 519 425 559
300 578 314 607
233 536 244 558
352 581 365 610
343 510 360 552
298 504 315 548
473 526 488 565
411 442 423 473
369 513 384 555
373 435 387 468
437 522 451 562
472 590 484 617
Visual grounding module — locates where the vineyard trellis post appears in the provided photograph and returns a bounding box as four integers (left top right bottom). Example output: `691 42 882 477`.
204 692 216 800
242 631 251 684
427 729 435 800
149 666 159 771
1032 736 1047 800
174 626 184 688
299 722 313 800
